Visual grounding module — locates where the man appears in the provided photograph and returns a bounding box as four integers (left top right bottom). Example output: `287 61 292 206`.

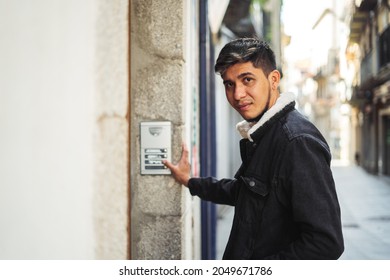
163 38 344 259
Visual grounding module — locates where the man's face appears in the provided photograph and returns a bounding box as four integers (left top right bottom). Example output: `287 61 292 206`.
222 62 280 121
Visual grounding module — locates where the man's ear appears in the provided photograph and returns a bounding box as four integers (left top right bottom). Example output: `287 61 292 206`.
268 70 281 90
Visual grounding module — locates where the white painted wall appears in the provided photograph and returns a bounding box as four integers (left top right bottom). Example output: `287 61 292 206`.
0 0 95 259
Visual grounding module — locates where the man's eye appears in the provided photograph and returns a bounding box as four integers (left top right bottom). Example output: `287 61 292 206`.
244 77 252 82
225 82 233 88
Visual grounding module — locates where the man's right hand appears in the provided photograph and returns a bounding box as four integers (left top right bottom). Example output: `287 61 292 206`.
163 143 191 187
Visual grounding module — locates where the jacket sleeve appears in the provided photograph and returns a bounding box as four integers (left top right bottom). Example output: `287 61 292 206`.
187 177 240 206
265 135 344 260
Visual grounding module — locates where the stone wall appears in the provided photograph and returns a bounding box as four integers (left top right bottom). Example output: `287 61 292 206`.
130 0 190 259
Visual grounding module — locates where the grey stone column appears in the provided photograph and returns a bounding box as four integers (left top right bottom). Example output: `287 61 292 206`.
130 0 189 259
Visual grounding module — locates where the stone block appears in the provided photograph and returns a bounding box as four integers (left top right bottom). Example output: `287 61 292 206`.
133 60 184 123
135 215 182 259
132 0 184 59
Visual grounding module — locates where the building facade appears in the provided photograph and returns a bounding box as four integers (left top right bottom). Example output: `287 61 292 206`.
283 0 352 163
347 0 390 174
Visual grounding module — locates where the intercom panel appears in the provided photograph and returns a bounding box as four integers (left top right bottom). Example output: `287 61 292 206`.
140 121 171 175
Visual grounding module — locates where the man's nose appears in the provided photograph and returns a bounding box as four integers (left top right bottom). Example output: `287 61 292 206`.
233 84 246 100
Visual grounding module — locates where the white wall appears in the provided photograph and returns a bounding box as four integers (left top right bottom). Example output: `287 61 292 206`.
0 0 95 259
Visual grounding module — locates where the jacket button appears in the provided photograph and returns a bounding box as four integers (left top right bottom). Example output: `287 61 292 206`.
249 181 255 187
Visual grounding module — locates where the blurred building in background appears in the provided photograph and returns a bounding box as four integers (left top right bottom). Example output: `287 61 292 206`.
283 0 352 163
346 0 390 174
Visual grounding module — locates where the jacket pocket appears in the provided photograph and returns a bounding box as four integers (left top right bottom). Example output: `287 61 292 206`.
235 176 270 224
240 176 270 196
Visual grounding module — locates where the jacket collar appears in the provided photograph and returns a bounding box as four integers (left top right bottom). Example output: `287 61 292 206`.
236 92 296 142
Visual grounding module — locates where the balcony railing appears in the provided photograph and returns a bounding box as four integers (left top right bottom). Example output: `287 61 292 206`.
379 25 390 69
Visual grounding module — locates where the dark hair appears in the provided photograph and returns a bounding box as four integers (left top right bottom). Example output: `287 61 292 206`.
214 38 277 77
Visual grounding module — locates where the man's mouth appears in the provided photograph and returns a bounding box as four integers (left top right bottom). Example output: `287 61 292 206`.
237 102 252 111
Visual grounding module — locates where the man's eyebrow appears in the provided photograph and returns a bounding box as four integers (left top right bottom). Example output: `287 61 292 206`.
223 72 255 83
237 72 255 79
223 72 255 84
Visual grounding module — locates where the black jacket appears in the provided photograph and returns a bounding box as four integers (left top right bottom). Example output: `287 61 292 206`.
188 100 344 259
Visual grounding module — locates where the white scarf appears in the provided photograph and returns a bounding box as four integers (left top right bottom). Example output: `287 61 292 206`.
236 92 296 142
